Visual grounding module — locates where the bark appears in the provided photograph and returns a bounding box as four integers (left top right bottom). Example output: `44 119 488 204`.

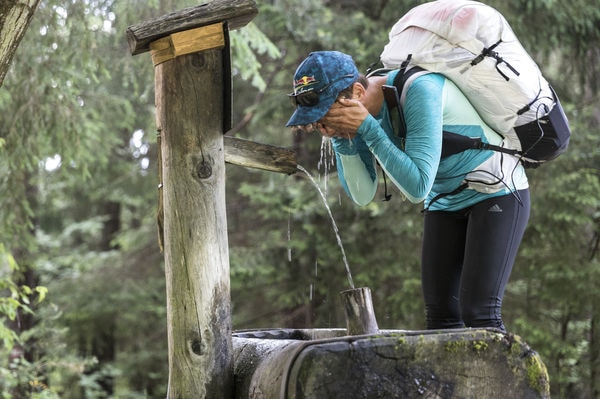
0 0 41 86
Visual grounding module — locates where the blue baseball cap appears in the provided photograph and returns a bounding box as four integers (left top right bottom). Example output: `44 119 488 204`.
286 51 359 127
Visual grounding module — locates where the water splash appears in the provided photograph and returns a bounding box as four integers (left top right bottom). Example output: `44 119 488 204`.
317 137 335 195
297 164 355 289
318 136 335 172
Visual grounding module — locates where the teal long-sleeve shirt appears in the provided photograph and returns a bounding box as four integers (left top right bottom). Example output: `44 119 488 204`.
331 71 528 211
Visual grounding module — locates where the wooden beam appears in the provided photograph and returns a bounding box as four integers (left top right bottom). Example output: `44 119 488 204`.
127 0 257 55
224 136 297 175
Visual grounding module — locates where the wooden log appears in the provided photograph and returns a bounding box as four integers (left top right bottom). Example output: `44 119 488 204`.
232 329 551 399
126 0 258 55
156 48 232 398
223 136 297 175
340 287 379 335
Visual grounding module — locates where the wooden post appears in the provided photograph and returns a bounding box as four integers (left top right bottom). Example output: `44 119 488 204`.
156 44 232 399
128 1 258 397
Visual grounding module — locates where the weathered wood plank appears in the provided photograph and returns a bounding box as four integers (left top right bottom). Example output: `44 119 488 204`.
127 0 257 55
224 136 297 175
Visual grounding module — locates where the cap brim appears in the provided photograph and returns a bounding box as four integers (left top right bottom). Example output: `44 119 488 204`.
285 95 337 127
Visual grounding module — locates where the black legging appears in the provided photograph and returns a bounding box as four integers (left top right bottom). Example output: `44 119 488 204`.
421 189 530 332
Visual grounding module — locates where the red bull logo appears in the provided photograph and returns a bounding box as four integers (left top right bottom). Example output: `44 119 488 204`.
293 75 318 91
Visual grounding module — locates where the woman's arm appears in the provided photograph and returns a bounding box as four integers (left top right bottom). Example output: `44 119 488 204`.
330 135 378 206
359 75 444 202
325 74 445 205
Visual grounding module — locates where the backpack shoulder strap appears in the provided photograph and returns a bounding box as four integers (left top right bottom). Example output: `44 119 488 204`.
392 62 426 103
382 57 426 148
384 59 521 159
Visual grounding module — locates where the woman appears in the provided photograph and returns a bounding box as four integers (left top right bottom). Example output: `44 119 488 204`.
286 51 530 332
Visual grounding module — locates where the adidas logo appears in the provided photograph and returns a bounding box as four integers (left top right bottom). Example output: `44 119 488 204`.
488 204 503 213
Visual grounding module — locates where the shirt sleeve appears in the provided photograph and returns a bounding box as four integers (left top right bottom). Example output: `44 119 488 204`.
331 135 378 206
358 75 444 203
331 74 445 205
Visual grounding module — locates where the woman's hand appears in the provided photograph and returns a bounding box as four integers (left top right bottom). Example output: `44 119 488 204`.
317 98 369 139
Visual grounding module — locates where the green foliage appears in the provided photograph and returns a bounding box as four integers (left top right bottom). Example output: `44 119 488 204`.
231 22 281 92
0 359 62 399
1 0 166 396
0 244 53 398
0 244 47 349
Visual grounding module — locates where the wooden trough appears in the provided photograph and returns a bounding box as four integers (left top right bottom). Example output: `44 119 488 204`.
127 1 551 398
232 328 550 399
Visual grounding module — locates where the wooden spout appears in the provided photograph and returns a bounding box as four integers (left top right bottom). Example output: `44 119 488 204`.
340 287 379 335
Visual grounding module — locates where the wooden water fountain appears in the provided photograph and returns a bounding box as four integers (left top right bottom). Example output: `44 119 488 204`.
127 1 550 398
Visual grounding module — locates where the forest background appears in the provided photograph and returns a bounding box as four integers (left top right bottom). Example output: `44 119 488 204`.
0 0 598 398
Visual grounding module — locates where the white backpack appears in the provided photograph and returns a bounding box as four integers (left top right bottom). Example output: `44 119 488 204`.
380 0 570 166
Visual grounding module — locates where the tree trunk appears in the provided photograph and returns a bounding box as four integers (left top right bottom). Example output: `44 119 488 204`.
156 48 232 398
0 0 41 86
590 230 600 399
591 302 600 399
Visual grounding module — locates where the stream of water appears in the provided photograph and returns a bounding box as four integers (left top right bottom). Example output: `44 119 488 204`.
296 164 355 290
